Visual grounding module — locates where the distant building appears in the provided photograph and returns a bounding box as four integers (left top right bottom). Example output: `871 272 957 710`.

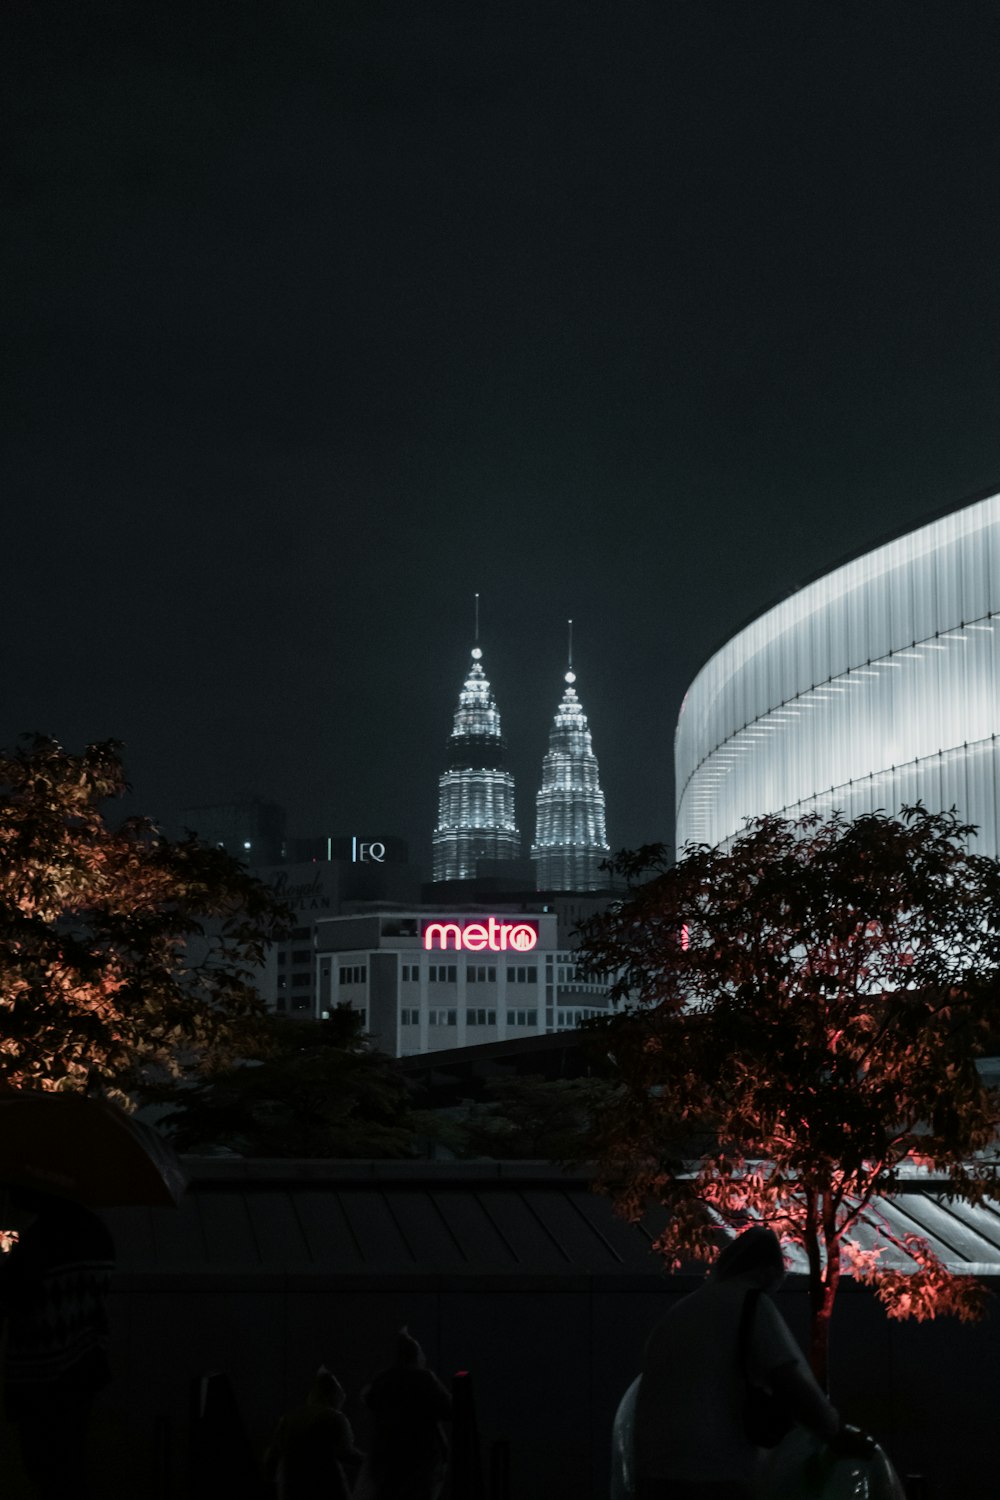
531 667 610 890
432 645 522 881
250 843 423 1017
179 798 287 866
315 900 612 1057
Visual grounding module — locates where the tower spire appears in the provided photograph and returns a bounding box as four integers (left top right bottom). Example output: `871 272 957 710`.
431 628 521 882
531 626 610 891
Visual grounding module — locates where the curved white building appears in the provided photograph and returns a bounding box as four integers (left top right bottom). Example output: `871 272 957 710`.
676 487 1000 855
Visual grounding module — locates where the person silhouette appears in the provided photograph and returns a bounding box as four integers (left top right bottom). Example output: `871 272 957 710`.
263 1365 363 1500
633 1226 860 1500
0 1186 115 1500
358 1328 452 1500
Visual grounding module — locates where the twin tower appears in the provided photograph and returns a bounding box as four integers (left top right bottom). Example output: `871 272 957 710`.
432 639 610 890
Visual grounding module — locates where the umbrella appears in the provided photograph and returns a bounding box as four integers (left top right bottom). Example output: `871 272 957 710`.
0 1091 187 1207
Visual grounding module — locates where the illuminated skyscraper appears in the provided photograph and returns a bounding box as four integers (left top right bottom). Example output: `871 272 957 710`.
432 646 521 881
531 660 610 891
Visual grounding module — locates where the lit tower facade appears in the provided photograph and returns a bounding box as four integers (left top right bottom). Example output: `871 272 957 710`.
531 645 610 890
432 646 521 881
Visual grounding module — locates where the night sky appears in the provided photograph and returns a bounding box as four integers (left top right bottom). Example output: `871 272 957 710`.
4 2 1000 871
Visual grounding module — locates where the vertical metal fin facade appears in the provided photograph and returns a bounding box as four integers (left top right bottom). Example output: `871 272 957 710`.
676 489 1000 854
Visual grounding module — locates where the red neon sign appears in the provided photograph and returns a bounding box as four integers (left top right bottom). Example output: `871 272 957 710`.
422 918 538 953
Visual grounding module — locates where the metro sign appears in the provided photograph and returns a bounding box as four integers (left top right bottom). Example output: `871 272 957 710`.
422 917 538 953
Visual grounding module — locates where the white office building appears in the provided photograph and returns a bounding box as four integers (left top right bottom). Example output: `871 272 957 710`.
315 906 611 1057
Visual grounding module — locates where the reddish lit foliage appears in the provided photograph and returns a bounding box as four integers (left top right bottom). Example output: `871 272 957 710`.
578 807 1000 1385
0 736 287 1105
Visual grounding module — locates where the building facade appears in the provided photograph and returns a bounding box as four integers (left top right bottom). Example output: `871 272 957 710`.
315 904 611 1057
531 668 610 890
432 647 522 881
676 486 1000 853
254 849 423 1016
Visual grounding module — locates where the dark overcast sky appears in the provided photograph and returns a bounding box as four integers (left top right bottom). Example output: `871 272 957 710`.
4 1 1000 871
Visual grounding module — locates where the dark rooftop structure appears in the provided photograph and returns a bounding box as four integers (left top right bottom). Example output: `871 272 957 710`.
89 1158 1000 1500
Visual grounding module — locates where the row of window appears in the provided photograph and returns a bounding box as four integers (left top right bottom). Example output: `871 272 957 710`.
335 961 593 990
398 1008 536 1028
399 964 539 984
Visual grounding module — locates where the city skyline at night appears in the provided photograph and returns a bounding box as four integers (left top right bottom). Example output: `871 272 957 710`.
4 5 1000 869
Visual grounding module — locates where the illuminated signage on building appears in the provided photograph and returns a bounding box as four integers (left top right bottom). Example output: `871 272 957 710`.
352 837 386 863
422 918 538 953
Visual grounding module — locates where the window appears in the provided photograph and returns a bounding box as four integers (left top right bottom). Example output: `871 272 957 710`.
466 1008 496 1026
466 964 496 983
428 965 457 984
506 965 538 984
291 973 311 988
277 952 287 967
339 965 367 985
428 1009 457 1026
557 1008 598 1029
506 1009 538 1027
293 949 312 966
400 1009 419 1026
401 964 421 983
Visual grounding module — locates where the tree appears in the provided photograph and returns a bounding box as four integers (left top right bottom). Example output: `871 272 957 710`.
154 1010 429 1158
458 1073 610 1160
0 736 286 1103
577 805 1000 1388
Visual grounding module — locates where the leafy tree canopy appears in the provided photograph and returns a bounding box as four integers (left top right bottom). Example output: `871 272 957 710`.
152 1010 430 1159
0 736 287 1103
457 1072 610 1161
578 805 1000 1385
